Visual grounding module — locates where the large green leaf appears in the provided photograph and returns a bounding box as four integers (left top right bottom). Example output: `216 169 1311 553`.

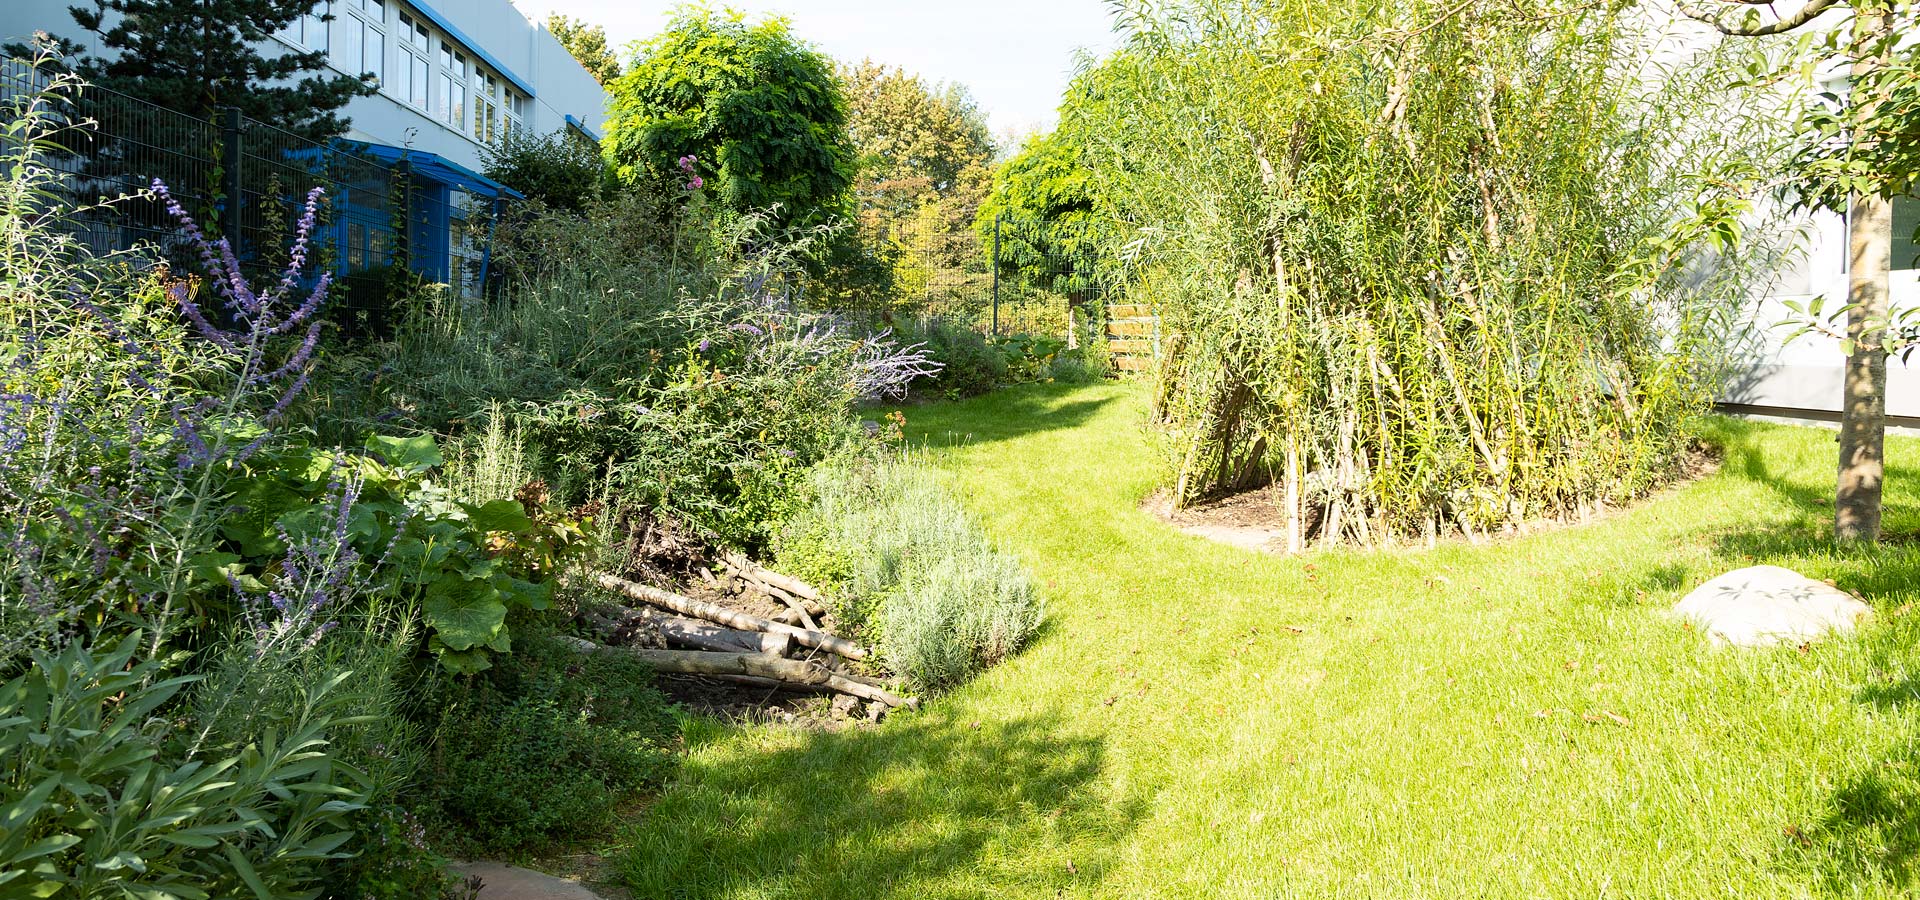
464 499 535 535
363 434 443 474
422 577 508 653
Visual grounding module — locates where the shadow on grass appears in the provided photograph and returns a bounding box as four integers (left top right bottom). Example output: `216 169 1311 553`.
1656 421 1920 891
1791 611 1920 892
615 710 1138 899
1703 418 1920 545
894 382 1123 450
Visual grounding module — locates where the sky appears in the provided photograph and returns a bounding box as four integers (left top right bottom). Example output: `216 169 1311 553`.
510 1 1123 138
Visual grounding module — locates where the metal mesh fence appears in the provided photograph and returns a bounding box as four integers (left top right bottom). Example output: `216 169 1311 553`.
0 57 507 338
1 57 219 261
805 208 1107 341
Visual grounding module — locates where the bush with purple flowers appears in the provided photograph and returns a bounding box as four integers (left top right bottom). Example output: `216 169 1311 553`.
336 178 940 552
1 54 601 897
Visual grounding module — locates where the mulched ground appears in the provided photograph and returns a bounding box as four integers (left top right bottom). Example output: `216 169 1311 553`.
1143 446 1722 554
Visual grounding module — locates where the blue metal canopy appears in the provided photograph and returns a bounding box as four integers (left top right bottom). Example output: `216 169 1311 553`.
348 142 526 200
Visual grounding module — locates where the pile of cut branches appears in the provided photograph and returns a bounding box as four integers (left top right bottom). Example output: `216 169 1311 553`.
571 557 917 718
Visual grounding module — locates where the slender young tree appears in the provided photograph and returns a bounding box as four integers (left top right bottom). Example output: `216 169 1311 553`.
25 0 375 140
1678 0 1917 542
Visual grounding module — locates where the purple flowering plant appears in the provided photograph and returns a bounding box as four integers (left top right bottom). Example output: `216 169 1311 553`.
2 69 557 673
2 168 341 661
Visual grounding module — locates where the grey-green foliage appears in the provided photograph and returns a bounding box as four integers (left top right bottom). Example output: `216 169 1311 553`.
188 602 426 811
1073 0 1791 542
784 456 1041 691
0 634 364 899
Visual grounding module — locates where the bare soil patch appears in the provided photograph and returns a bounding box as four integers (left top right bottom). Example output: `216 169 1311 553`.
1144 447 1721 554
1143 483 1294 553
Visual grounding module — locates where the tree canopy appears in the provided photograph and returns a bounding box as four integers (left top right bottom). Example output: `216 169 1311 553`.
602 8 856 229
547 14 623 87
973 127 1105 296
841 60 994 217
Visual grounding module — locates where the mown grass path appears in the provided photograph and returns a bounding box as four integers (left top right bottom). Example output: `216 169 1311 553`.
612 383 1920 898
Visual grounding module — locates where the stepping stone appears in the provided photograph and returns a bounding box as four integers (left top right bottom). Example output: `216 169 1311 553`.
449 861 608 900
1673 565 1871 647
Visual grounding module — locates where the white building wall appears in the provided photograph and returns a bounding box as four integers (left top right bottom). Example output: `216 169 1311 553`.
0 0 609 174
1724 197 1920 419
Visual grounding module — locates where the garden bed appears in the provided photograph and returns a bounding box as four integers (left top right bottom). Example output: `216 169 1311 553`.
1142 445 1723 554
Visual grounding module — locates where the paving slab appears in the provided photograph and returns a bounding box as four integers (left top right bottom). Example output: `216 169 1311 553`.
449 861 608 900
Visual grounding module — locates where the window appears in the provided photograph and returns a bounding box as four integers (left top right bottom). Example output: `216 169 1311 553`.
399 12 430 51
471 69 498 143
438 43 467 130
504 89 529 133
282 2 330 51
369 228 391 268
391 14 429 108
347 222 367 270
396 49 429 108
1897 195 1918 272
364 28 384 84
334 0 385 84
435 69 453 125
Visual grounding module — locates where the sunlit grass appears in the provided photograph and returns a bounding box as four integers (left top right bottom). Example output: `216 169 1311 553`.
610 382 1920 898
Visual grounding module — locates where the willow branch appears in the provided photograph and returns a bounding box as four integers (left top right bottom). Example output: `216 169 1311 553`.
1676 0 1843 36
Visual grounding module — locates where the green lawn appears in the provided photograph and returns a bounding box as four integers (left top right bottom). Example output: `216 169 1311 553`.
609 382 1920 899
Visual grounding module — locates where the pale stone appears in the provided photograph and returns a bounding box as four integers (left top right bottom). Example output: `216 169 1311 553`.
449 861 608 900
1673 565 1871 647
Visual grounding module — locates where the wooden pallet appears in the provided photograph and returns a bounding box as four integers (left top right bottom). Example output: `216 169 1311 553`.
1105 303 1161 378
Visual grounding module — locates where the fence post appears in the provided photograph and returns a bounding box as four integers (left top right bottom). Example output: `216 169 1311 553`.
219 107 243 254
991 213 1002 338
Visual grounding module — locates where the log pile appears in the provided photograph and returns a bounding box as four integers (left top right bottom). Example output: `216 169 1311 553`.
577 570 917 714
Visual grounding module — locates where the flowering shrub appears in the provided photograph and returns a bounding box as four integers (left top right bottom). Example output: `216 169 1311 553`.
2 160 336 664
346 183 939 551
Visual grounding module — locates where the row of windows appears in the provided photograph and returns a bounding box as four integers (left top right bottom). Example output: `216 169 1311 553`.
282 1 532 144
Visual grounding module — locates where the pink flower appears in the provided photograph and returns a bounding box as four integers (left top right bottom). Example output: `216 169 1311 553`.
687 176 704 191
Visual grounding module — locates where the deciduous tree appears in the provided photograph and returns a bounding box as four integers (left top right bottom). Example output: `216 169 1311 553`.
1680 0 1920 542
840 60 997 315
547 14 622 87
603 9 855 230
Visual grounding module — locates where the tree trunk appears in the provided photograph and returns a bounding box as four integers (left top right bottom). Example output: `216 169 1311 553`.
1836 13 1894 544
1837 191 1892 542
